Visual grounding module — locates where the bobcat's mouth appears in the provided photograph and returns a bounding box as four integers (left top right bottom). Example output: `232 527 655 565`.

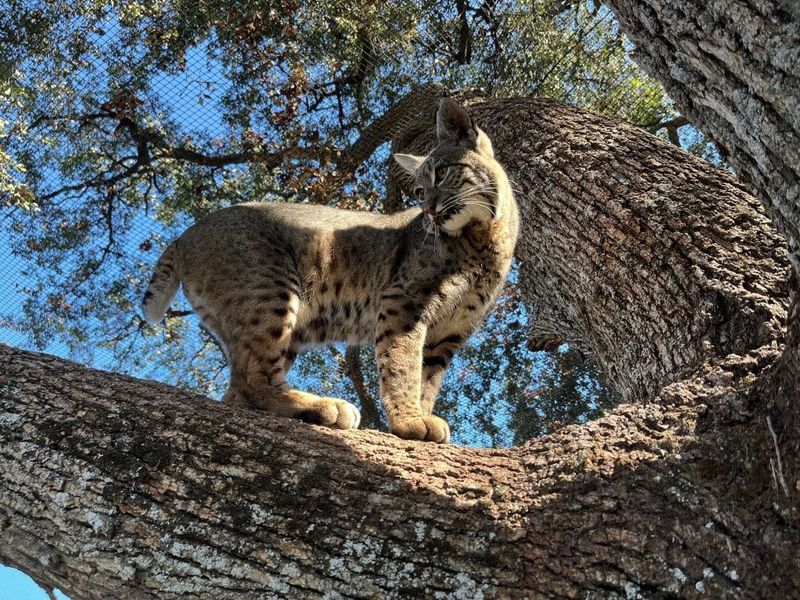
429 213 456 230
427 203 462 227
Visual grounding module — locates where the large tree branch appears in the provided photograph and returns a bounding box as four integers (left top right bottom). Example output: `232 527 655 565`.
343 84 446 170
395 97 788 403
1 343 798 598
394 94 797 518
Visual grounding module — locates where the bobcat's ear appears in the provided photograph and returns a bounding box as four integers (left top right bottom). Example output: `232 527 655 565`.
436 98 476 147
393 153 426 175
475 128 494 158
436 97 493 157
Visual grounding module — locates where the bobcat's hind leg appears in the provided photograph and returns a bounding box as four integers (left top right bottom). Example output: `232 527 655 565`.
223 296 360 430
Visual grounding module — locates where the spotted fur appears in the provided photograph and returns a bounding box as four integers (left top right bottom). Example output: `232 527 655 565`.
141 98 518 443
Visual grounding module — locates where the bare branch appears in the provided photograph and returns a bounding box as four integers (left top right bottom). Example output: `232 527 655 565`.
344 346 383 430
117 117 325 169
473 0 501 63
646 115 689 147
455 0 473 65
32 83 452 210
65 188 119 298
328 345 383 429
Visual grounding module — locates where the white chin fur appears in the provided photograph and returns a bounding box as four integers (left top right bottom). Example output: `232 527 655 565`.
440 206 492 234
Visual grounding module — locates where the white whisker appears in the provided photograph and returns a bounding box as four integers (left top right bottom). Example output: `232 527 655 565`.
433 222 442 256
443 184 499 205
420 215 433 248
455 182 499 195
507 176 523 193
438 187 497 213
461 201 495 211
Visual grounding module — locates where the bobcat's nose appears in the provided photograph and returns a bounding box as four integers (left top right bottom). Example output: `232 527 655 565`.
423 202 437 218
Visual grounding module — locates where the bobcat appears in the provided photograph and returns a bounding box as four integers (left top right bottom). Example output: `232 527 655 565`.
141 98 518 443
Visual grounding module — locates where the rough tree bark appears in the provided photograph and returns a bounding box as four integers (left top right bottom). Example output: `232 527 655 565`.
0 343 796 599
604 0 800 272
603 0 800 533
2 94 798 597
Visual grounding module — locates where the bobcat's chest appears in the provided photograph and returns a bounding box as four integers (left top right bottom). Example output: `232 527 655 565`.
461 223 514 290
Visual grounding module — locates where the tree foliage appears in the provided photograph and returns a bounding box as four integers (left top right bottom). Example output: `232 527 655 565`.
0 0 700 445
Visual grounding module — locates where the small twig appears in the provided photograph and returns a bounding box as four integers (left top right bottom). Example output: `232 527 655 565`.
101 315 140 345
766 415 789 498
165 309 194 318
344 346 383 429
199 323 229 366
65 188 119 298
329 345 383 429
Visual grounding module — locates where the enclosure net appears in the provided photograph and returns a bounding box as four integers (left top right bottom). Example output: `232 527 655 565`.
0 0 713 448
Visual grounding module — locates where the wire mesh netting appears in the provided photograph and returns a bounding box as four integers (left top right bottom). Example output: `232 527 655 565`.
0 0 716 449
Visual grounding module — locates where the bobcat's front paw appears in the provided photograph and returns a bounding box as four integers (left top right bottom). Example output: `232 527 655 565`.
391 415 450 443
297 397 361 430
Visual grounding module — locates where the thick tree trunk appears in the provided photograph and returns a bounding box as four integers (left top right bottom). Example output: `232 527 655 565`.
601 0 800 532
603 1 800 273
1 344 798 599
3 95 798 597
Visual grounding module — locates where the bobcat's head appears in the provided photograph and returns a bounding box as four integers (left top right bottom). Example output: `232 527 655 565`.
394 98 513 235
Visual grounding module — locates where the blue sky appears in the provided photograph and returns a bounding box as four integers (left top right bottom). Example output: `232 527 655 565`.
0 566 69 600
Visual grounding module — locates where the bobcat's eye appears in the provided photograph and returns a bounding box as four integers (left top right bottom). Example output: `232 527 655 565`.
435 165 449 184
414 187 425 200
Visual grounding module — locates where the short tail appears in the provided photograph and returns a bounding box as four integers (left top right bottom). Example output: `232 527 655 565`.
141 242 180 323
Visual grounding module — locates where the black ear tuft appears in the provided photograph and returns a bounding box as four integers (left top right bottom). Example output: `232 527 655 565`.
436 98 478 147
